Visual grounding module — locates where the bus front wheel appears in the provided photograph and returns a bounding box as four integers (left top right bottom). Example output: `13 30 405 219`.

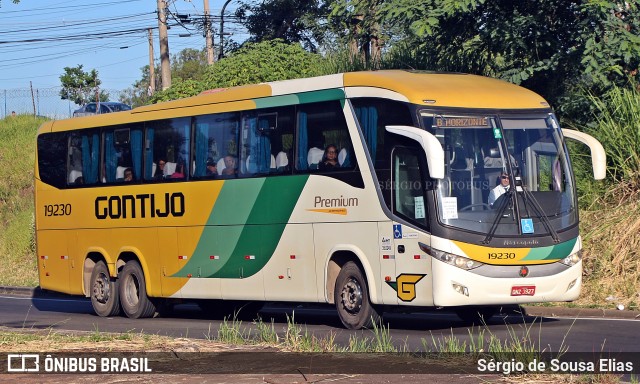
334 261 380 329
119 261 156 319
90 260 121 317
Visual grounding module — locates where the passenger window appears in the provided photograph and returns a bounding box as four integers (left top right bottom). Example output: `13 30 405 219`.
103 126 143 183
193 112 239 178
67 130 100 186
239 107 294 177
144 118 191 181
295 101 355 172
38 132 68 189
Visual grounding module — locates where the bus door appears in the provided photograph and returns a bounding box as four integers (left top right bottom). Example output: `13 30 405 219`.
389 146 434 306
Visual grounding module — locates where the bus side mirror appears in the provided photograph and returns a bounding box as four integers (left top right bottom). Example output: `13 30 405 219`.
385 125 445 179
561 129 606 180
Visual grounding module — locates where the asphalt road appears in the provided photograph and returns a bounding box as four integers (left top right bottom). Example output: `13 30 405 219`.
0 287 638 354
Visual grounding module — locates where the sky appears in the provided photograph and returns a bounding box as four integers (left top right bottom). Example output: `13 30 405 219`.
0 0 246 117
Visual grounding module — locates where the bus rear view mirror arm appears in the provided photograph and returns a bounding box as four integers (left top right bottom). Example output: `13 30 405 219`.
561 129 607 180
385 125 445 179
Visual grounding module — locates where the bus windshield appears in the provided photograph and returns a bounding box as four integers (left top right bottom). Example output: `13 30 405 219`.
421 112 577 237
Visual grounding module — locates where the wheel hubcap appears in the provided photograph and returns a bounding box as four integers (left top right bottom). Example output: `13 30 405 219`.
341 277 363 314
93 273 110 304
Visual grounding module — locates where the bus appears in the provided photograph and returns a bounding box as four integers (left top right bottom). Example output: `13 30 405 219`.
35 70 605 329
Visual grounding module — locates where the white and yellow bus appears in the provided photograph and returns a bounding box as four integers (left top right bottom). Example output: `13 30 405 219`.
35 70 605 329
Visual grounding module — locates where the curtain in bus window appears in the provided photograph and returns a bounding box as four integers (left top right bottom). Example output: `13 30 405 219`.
131 129 143 181
81 134 99 184
194 123 209 177
144 128 154 179
105 132 117 183
355 106 378 160
245 116 258 173
297 111 308 170
256 118 271 173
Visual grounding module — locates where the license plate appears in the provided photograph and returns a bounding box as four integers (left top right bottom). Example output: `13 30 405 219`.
511 285 536 296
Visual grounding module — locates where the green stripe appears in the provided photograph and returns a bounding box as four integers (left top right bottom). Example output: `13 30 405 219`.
523 238 577 261
253 89 345 109
172 175 309 278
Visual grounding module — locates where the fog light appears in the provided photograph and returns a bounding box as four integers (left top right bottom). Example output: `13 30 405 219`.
452 283 469 296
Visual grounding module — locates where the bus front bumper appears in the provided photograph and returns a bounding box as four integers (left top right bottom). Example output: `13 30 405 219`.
432 259 582 306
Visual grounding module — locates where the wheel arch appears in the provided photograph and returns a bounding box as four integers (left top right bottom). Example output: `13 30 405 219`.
324 245 378 304
116 247 156 297
82 248 112 297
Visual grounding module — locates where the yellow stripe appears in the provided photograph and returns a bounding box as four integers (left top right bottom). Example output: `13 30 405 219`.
452 241 556 265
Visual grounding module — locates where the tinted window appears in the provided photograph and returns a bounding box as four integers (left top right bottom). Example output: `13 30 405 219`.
37 132 67 189
193 112 240 179
295 101 356 172
144 118 191 181
103 125 143 183
239 107 294 177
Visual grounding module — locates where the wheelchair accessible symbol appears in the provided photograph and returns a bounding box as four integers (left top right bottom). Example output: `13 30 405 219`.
521 218 534 234
393 224 403 239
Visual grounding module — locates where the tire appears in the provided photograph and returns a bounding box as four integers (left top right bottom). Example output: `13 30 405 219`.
454 306 498 325
90 260 121 317
119 260 156 319
334 261 380 330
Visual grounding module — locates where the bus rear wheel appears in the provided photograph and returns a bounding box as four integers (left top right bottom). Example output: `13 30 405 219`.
119 261 156 319
334 261 380 329
90 260 121 317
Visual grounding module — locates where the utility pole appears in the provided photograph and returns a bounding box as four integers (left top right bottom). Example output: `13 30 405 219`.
148 29 156 95
157 0 171 90
203 0 214 64
219 0 232 60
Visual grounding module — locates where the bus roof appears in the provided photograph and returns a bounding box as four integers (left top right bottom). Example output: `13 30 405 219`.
39 70 549 134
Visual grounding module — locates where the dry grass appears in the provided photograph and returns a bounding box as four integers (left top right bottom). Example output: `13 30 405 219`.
576 184 640 310
0 326 265 353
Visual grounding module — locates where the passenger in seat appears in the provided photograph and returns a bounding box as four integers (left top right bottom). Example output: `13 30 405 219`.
319 144 339 171
221 155 238 176
123 168 134 182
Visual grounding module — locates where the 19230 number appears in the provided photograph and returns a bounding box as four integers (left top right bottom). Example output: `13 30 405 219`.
44 204 71 217
488 252 516 260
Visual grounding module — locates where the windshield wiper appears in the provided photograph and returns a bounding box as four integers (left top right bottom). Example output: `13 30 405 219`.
520 187 560 243
481 190 513 244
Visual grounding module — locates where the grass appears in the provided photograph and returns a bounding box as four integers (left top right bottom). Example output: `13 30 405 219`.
0 114 45 287
1 315 631 383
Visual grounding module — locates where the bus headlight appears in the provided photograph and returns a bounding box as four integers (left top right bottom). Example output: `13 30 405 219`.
419 243 484 270
560 250 582 267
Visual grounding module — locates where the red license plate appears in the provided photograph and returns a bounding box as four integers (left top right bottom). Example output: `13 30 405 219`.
511 285 536 296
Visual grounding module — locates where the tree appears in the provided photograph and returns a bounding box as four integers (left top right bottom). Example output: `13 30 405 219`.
151 40 324 102
373 0 640 111
329 0 387 66
59 65 108 106
236 0 330 52
171 48 209 81
203 39 324 87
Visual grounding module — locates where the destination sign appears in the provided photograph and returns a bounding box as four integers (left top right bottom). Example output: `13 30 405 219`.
435 116 490 128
